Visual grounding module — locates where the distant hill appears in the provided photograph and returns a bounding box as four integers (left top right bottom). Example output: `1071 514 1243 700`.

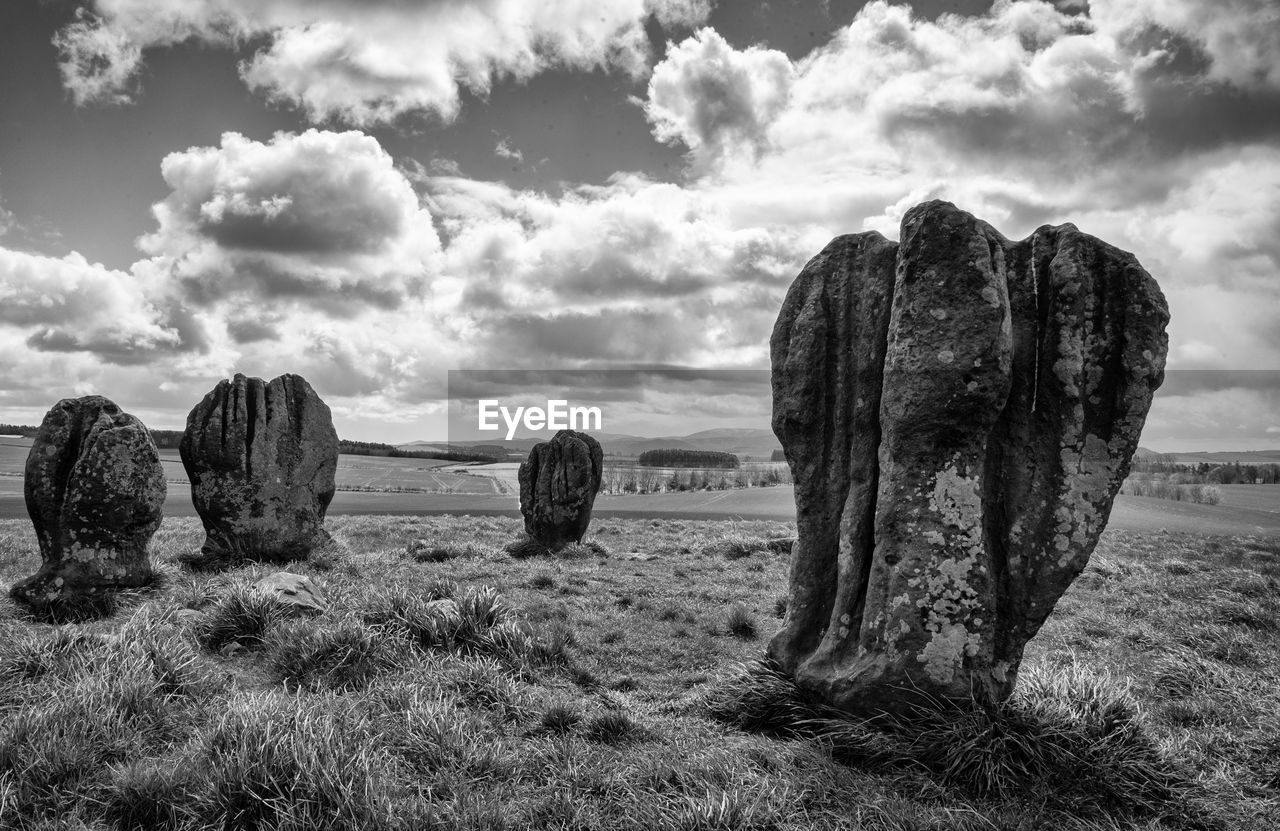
400 433 1280 466
1134 447 1280 466
631 429 780 459
399 428 784 460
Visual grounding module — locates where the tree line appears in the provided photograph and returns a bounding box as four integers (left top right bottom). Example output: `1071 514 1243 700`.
338 439 498 463
637 448 739 468
1130 456 1280 484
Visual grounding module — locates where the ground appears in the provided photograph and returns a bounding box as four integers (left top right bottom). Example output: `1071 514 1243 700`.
0 514 1277 830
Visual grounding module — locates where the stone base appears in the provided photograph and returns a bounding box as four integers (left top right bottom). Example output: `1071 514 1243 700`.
10 564 153 622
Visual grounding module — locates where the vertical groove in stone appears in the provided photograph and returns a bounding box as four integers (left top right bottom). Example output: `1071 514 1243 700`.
244 375 259 480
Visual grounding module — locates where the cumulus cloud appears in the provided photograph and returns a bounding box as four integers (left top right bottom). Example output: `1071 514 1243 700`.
0 247 183 364
494 139 523 163
1138 147 1280 289
53 8 150 106
420 170 817 369
55 0 713 123
642 1 1280 198
1089 0 1280 90
644 28 794 170
1 128 454 419
138 129 440 313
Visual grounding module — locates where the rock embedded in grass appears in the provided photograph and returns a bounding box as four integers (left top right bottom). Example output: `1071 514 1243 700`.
253 572 328 616
10 395 165 616
769 200 1169 714
517 429 603 552
180 373 337 565
173 608 204 626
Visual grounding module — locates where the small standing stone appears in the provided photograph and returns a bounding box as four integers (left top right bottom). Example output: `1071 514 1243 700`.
518 430 603 551
180 373 337 564
11 396 165 614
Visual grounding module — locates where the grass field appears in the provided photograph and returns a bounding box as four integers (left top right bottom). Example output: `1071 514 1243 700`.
0 515 1277 829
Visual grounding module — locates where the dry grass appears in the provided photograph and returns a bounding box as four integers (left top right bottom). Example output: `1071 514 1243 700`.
0 516 1275 829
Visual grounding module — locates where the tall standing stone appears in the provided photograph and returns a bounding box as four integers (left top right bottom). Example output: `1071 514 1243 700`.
770 201 1168 714
11 396 165 613
518 430 603 551
181 373 337 563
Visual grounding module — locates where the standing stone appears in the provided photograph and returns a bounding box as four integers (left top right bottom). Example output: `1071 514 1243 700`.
518 430 603 551
11 396 165 613
181 373 337 563
770 201 1168 714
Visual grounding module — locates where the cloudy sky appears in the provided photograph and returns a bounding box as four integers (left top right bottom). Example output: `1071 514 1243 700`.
0 0 1277 449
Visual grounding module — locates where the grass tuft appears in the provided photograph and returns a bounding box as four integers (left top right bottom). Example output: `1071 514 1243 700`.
190 694 404 830
103 758 190 830
558 540 608 559
528 572 557 589
407 539 477 563
584 710 649 745
505 536 550 558
703 534 772 560
265 618 397 692
194 586 288 652
705 661 824 736
726 604 759 639
538 702 582 734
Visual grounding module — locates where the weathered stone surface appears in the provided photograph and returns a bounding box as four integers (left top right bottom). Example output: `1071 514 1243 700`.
11 396 165 610
769 201 1168 714
253 572 328 616
181 373 337 563
518 430 603 551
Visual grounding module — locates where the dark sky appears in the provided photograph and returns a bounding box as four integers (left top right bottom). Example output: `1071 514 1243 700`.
0 0 1277 448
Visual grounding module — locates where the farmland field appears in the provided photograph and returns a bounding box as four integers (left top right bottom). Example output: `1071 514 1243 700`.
2 438 1280 534
0 438 513 519
4 438 502 495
